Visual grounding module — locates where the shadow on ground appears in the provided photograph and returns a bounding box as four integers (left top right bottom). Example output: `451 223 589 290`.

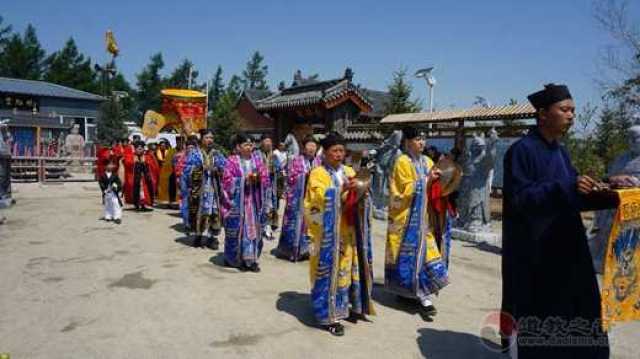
461 242 502 255
170 223 186 233
276 291 317 328
370 282 420 315
175 235 198 248
417 328 504 359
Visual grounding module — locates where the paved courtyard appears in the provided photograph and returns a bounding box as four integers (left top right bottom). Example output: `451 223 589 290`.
0 182 637 358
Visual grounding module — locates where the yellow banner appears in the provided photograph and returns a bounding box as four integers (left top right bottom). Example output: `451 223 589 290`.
601 188 640 330
142 110 166 138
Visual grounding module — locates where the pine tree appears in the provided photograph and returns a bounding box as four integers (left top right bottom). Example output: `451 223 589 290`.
209 77 245 149
383 68 422 115
110 72 136 122
97 95 129 145
0 15 12 48
226 75 243 100
134 53 165 124
594 103 631 169
241 51 268 90
44 37 98 93
0 24 45 79
208 65 224 111
166 58 203 90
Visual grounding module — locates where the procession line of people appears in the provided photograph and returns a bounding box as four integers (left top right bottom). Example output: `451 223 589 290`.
92 84 627 358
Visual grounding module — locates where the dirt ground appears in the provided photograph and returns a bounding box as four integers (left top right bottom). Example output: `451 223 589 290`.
0 182 637 359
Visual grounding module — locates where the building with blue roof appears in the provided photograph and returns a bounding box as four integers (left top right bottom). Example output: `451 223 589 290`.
0 77 104 156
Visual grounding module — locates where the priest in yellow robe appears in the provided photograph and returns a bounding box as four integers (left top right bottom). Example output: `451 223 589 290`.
386 126 448 321
304 132 375 336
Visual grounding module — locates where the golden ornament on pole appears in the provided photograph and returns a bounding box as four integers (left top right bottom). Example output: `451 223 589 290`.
105 30 119 57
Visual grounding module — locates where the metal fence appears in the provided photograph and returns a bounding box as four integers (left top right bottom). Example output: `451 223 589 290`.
11 156 96 183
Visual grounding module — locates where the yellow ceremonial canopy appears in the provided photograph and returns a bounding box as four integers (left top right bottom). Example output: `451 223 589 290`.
142 88 207 138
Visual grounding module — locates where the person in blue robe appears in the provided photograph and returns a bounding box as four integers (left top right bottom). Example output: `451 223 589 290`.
501 84 627 359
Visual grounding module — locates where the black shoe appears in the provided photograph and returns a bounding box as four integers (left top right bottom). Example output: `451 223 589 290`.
114 219 121 224
192 236 203 248
141 207 153 212
206 237 219 250
248 263 261 272
105 218 113 222
326 323 344 337
419 305 437 321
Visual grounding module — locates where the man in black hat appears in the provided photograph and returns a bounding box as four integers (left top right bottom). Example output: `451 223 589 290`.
500 84 625 358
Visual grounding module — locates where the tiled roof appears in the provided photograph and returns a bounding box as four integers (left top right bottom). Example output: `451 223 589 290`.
342 129 385 141
360 88 390 118
242 88 272 105
0 77 104 102
255 77 372 112
381 104 536 124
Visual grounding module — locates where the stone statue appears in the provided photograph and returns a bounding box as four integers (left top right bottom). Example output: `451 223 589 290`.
454 128 498 233
370 130 402 219
64 124 85 158
588 123 640 273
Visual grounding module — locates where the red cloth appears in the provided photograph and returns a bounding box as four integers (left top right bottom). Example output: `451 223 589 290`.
95 146 110 180
428 179 457 216
122 145 136 204
122 153 155 206
145 151 160 197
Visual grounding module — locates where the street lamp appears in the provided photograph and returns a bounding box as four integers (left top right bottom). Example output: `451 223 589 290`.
415 67 436 112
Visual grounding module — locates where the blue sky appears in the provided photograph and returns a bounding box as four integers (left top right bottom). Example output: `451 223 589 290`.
3 0 639 111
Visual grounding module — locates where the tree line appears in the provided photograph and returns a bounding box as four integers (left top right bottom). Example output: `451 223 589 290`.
0 16 272 148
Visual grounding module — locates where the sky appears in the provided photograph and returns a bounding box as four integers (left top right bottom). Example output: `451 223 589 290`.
3 0 639 111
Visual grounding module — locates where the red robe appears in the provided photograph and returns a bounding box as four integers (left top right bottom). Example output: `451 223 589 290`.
122 149 159 206
95 146 110 180
146 151 160 197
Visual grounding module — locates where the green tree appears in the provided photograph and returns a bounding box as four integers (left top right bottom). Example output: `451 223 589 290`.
0 15 12 48
563 104 605 177
241 51 269 90
134 53 165 124
110 72 136 122
383 67 422 115
165 58 203 90
208 65 224 111
210 90 241 150
594 102 631 169
0 24 45 79
97 95 129 145
226 74 243 101
44 37 98 93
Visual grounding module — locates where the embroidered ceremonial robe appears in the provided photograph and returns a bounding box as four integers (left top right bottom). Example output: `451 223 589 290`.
385 154 448 300
276 154 321 261
181 147 226 235
222 153 272 267
305 164 375 325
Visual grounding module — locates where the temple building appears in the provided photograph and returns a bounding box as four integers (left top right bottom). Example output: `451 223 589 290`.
0 77 104 156
235 68 390 151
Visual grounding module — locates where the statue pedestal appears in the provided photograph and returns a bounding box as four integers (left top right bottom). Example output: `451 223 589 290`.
451 228 502 248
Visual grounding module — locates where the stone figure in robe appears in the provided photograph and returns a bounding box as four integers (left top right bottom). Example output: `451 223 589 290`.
64 124 85 158
370 130 402 219
454 128 498 232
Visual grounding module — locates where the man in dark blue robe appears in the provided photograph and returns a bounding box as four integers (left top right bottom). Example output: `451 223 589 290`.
501 84 626 358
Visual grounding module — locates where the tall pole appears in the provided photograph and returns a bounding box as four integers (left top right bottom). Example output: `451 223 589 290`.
429 85 434 113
